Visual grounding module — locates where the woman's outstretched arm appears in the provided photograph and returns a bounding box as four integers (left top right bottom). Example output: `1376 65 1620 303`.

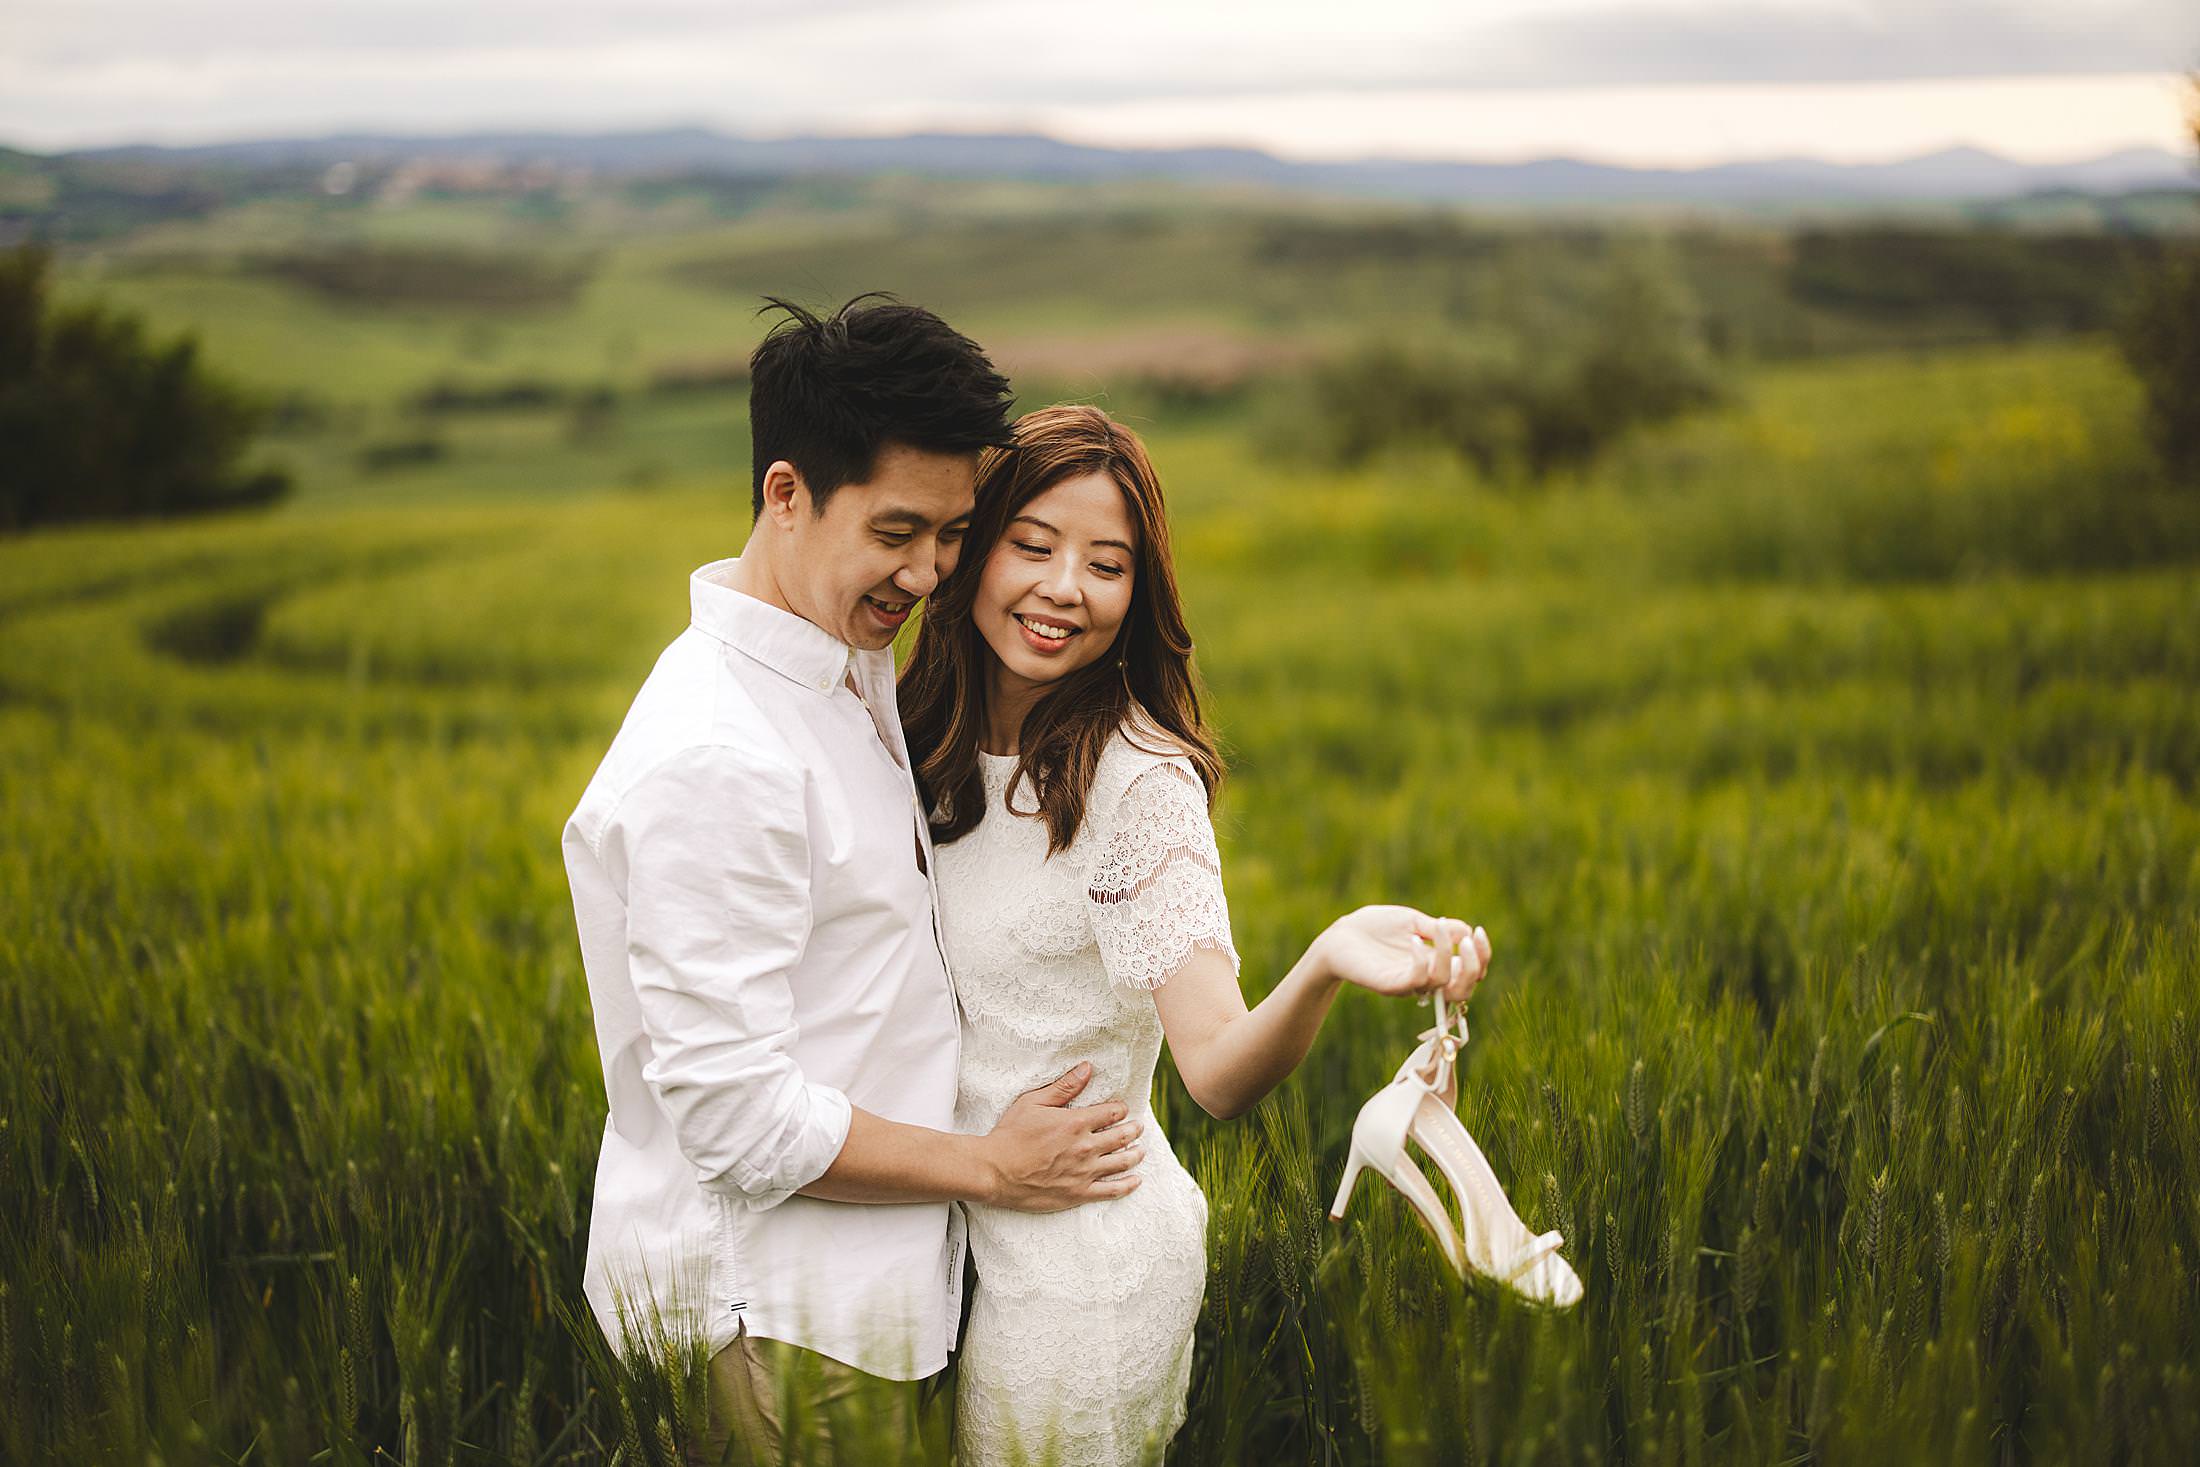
1150 907 1491 1120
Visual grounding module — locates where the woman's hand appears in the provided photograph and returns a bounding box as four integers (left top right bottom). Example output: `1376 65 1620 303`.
1150 907 1492 1121
1317 905 1490 1003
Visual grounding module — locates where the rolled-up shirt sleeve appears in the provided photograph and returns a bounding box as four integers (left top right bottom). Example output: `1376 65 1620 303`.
604 743 852 1212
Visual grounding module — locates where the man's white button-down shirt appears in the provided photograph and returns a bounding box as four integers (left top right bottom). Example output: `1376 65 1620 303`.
563 556 965 1378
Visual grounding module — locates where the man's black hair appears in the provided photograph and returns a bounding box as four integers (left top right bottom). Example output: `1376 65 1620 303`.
748 293 1015 518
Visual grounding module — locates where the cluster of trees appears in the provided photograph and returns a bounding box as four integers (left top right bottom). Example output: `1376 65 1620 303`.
1251 214 1526 266
1789 227 2170 335
1270 244 1724 481
249 243 591 309
0 245 289 532
406 377 617 415
2117 87 2200 486
0 148 316 244
2121 250 2200 482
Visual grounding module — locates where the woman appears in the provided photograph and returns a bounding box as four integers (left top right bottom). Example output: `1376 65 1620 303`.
899 404 1492 1466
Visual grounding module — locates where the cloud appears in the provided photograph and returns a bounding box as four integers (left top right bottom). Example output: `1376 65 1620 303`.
1 0 2193 150
3 0 918 67
944 1 2200 104
6 0 2192 83
1472 1 2200 90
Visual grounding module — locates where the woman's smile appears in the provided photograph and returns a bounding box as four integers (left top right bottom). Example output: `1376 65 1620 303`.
1013 611 1081 650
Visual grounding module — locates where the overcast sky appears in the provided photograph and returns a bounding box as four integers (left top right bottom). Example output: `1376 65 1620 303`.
3 0 2195 165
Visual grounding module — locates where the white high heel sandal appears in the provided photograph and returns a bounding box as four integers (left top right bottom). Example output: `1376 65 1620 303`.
1328 992 1584 1308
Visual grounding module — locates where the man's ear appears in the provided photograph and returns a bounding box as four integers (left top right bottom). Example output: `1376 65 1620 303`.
759 460 807 527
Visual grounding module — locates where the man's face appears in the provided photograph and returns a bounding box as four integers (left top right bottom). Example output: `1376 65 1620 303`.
779 442 978 651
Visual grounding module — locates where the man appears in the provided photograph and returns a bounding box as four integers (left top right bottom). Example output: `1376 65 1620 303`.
563 296 1145 1463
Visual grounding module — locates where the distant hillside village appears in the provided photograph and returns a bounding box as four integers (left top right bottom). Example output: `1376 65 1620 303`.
326 156 592 206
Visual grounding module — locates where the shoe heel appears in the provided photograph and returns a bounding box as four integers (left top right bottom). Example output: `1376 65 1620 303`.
1328 1148 1367 1220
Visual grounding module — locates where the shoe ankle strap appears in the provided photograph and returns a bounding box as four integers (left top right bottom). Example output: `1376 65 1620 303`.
1408 992 1473 1092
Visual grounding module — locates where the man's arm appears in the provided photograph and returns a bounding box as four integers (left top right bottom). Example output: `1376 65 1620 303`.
805 1062 1147 1212
612 745 851 1210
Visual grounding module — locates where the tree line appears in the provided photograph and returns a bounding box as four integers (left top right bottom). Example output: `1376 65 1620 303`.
1 245 290 533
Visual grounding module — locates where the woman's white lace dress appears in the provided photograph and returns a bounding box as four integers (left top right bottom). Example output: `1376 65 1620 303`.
936 725 1237 1467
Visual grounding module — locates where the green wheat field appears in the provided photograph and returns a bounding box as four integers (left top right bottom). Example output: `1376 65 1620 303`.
4 190 2200 1463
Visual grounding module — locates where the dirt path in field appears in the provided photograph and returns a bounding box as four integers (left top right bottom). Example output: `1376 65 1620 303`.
985 327 1311 390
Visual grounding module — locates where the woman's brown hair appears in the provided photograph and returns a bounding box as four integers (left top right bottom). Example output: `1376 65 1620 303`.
899 404 1222 854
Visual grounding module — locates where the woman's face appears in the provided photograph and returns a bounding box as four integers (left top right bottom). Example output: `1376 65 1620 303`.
972 470 1138 693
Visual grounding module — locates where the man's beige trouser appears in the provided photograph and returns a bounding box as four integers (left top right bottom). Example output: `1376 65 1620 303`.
684 1320 941 1467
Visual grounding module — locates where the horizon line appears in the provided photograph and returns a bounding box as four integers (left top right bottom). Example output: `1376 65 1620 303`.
8 119 2192 177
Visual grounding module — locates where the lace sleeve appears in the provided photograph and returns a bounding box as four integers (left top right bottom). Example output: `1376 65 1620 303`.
1085 762 1239 991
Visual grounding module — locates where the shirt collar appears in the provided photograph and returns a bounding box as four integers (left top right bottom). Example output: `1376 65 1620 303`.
689 556 866 696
